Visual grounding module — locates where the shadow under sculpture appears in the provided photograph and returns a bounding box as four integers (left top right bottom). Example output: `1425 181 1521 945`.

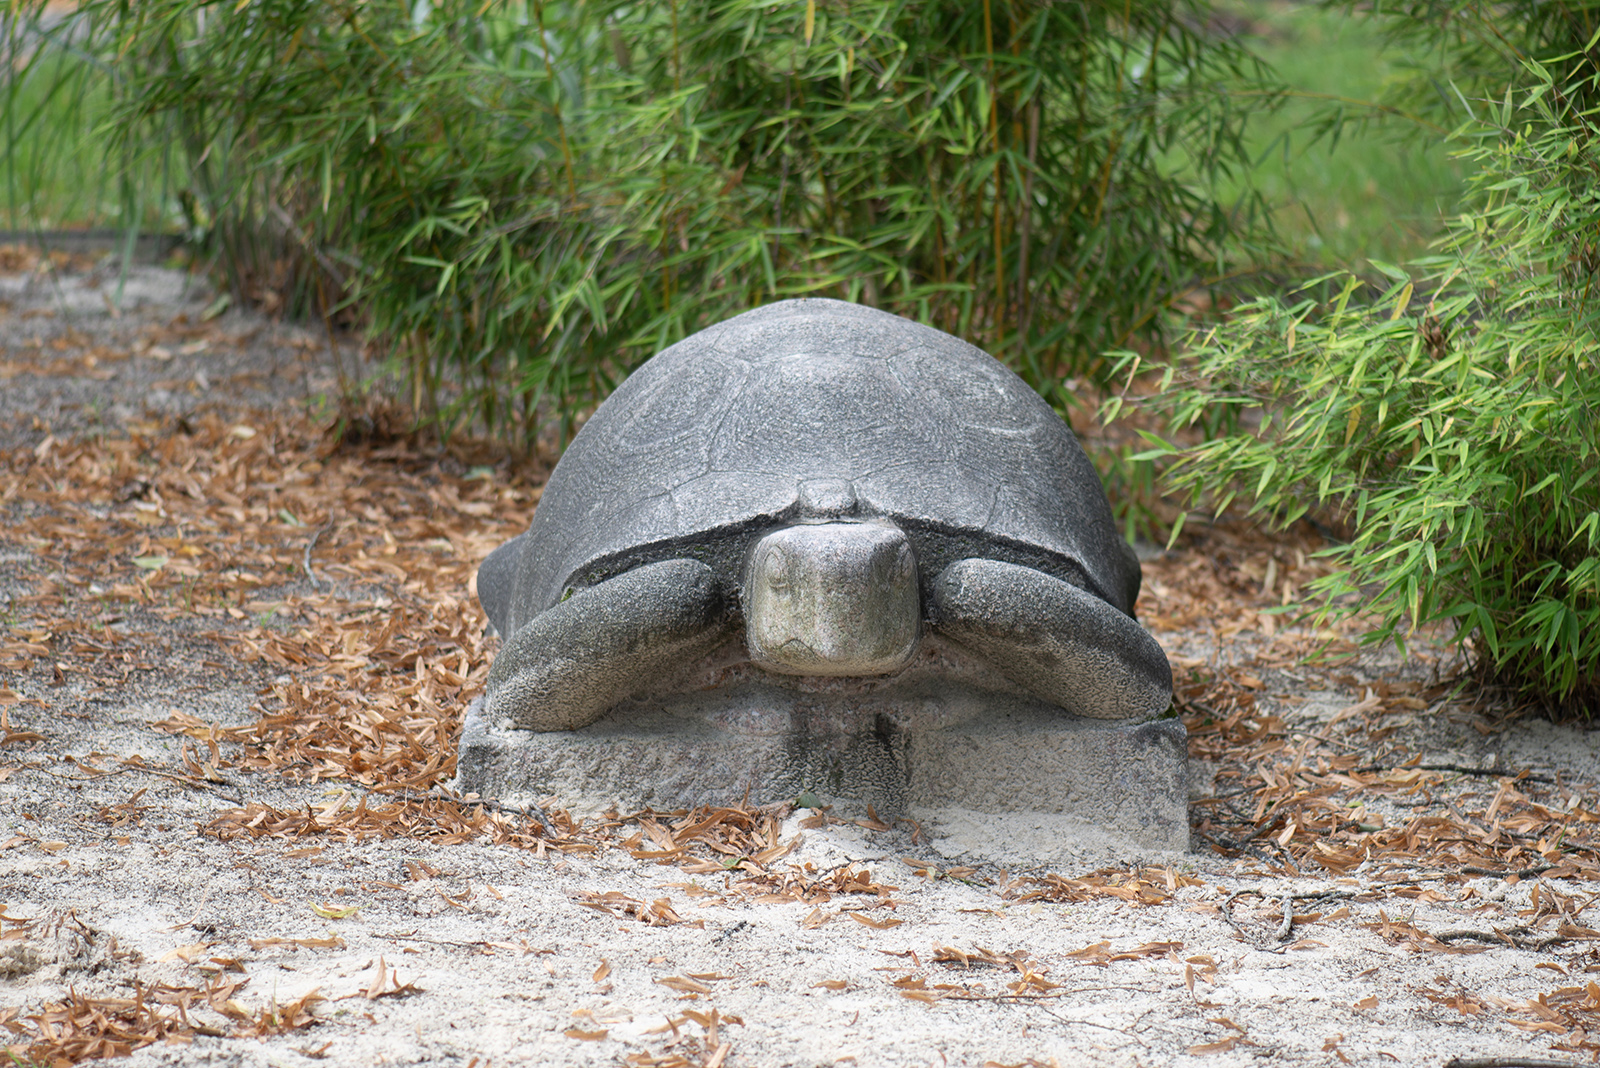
460 299 1185 851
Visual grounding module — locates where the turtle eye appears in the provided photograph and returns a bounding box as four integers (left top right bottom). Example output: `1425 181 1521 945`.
893 543 913 582
874 542 914 586
765 548 790 592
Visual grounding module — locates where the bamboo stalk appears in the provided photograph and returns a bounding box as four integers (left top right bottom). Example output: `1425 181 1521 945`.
1018 95 1037 341
983 0 1003 348
669 0 680 92
533 0 578 201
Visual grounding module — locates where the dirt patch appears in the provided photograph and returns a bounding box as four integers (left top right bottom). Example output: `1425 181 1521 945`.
3 253 1598 1067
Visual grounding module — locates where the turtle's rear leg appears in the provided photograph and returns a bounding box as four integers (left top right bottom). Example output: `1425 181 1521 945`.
485 559 734 731
931 558 1172 720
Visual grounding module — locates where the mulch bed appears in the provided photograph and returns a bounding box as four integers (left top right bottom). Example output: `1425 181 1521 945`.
3 308 1598 1062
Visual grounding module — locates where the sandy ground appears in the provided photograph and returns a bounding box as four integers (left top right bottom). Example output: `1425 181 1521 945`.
1 252 1597 1068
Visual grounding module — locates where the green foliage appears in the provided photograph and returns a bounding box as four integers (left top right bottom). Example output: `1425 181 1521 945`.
1197 0 1600 274
1343 0 1600 119
1210 2 1467 268
2 11 124 229
1115 54 1600 708
74 0 1272 438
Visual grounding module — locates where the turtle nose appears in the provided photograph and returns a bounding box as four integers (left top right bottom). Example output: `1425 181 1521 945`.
743 522 921 676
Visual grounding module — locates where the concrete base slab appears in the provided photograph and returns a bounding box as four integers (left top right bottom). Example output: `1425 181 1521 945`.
453 678 1188 856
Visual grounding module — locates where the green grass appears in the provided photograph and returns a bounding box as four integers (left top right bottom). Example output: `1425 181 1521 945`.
2 13 173 232
1216 0 1470 270
3 54 114 229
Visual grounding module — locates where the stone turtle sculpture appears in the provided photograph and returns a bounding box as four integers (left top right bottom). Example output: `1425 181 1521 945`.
476 298 1171 730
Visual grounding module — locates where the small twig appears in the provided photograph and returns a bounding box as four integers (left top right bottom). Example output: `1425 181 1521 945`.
943 991 1066 1002
1287 728 1368 754
166 887 214 932
374 787 558 836
1355 763 1555 785
1461 865 1554 879
1433 927 1565 951
1193 825 1276 865
1446 1058 1589 1068
1443 798 1496 839
1217 892 1252 942
812 857 892 879
303 519 335 591
1373 870 1496 884
1218 891 1293 954
1289 890 1365 924
1193 784 1267 805
372 932 549 953
1174 698 1224 719
1031 1007 1151 1048
1234 818 1283 850
1432 929 1511 946
43 762 242 804
1215 888 1360 945
373 933 481 948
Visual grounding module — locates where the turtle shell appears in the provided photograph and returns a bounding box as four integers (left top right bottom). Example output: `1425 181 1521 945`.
477 299 1140 638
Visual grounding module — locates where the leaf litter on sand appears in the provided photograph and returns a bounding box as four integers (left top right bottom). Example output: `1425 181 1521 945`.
0 974 323 1066
4 405 885 903
1131 520 1600 892
1179 660 1599 887
5 406 531 805
0 405 918 1066
9 395 1600 1061
1127 520 1600 1054
9 388 1593 888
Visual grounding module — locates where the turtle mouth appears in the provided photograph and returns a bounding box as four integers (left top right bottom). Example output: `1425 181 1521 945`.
776 637 820 659
743 521 921 677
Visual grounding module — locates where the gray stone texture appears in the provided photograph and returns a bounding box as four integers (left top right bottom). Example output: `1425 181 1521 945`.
475 298 1171 730
466 298 1184 850
455 668 1189 852
484 559 734 731
744 521 921 677
932 558 1172 720
476 298 1141 637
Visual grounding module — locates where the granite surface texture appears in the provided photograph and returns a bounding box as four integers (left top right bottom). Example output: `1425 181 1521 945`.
464 299 1181 849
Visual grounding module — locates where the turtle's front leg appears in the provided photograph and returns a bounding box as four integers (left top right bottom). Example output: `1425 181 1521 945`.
485 559 735 731
931 558 1172 721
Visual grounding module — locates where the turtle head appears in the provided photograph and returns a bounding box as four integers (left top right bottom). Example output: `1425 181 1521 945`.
743 521 920 676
